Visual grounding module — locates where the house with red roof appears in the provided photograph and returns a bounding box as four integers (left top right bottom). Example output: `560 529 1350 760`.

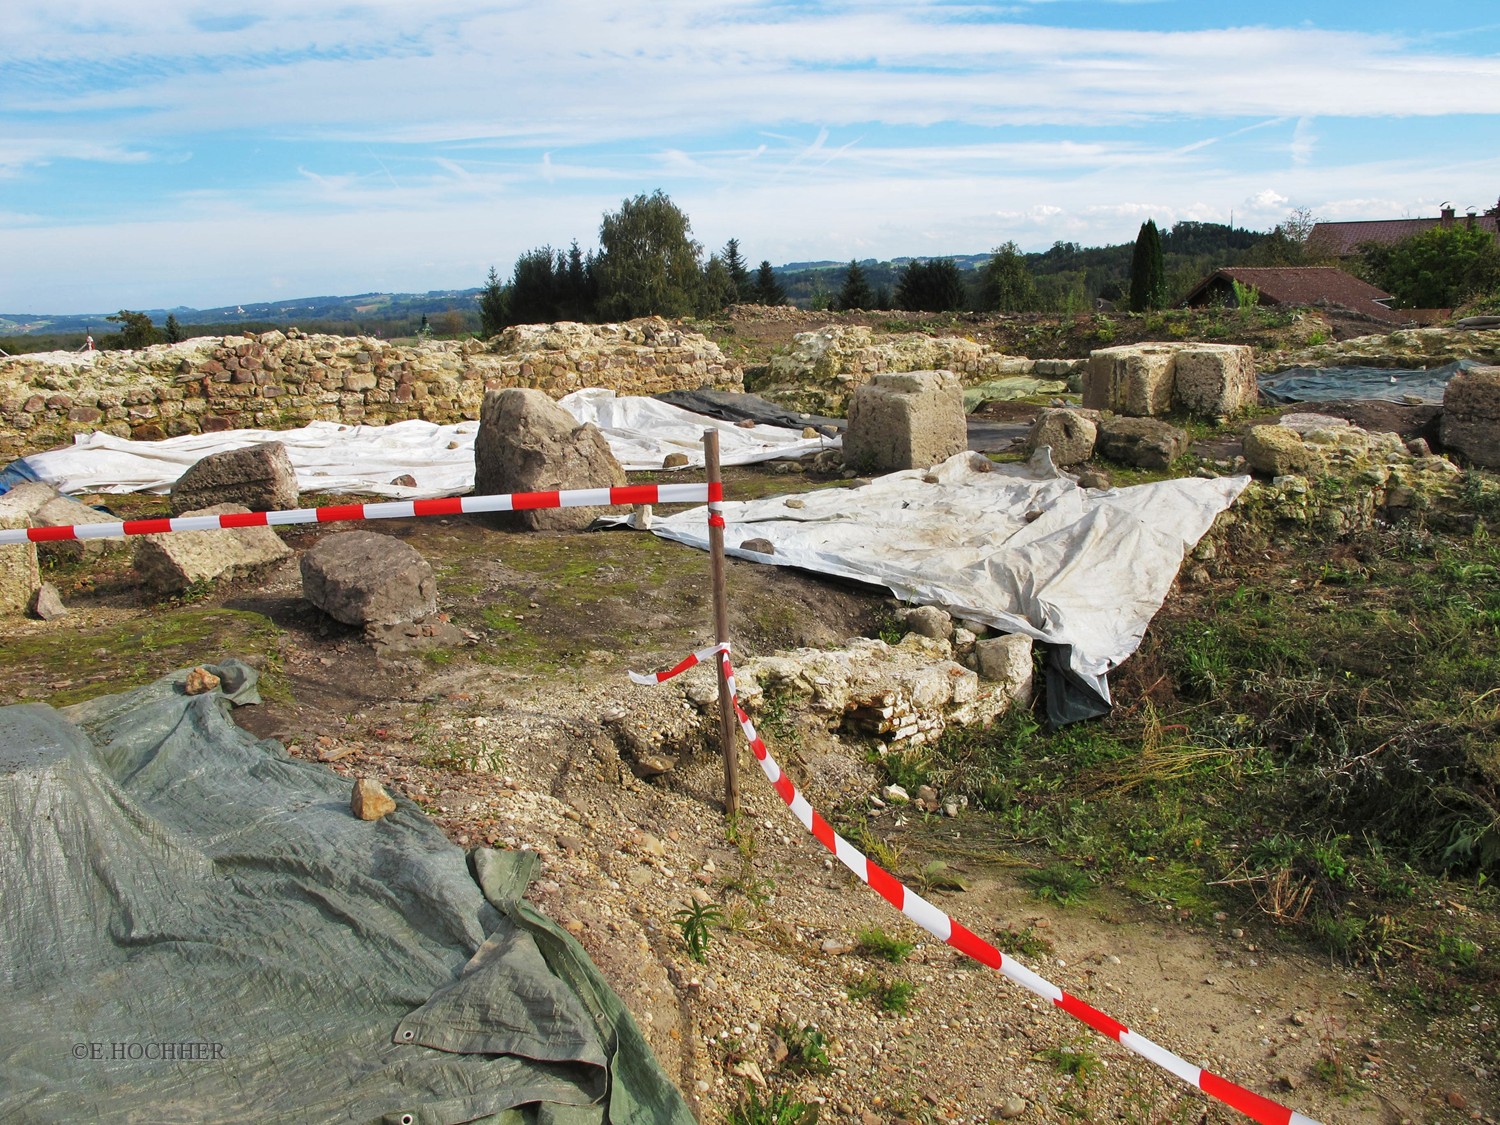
1182 266 1408 323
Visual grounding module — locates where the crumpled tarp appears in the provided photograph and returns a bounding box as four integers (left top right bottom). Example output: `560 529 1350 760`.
0 663 691 1125
8 389 835 499
1258 359 1477 405
648 451 1248 717
654 388 845 433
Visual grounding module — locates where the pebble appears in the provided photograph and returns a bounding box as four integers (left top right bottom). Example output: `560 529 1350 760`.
995 1095 1028 1119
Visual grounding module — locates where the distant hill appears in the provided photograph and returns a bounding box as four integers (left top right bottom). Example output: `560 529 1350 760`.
0 289 486 341
1 222 1275 347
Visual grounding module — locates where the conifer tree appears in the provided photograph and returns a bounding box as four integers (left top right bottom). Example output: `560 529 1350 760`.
837 260 875 311
722 239 751 303
1129 220 1168 311
164 314 184 343
753 261 786 306
478 266 508 337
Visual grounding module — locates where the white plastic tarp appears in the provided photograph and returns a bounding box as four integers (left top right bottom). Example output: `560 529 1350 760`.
15 389 836 499
650 451 1249 703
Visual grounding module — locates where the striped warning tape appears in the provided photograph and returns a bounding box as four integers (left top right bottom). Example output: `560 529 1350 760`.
634 645 1321 1125
628 642 728 686
0 483 719 545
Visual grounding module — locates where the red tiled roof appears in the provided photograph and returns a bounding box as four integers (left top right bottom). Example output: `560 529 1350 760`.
1310 216 1499 256
1182 266 1407 322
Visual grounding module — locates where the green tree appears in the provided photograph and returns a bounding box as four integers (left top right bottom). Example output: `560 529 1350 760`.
699 254 738 314
1361 224 1500 309
722 239 751 303
478 266 508 337
837 260 875 311
895 259 964 311
106 310 161 349
559 240 596 321
594 190 704 320
753 260 786 306
978 242 1039 312
507 246 565 326
164 314 184 343
1128 220 1167 311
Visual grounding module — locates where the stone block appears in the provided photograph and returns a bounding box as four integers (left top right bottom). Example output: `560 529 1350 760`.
133 504 292 592
843 370 966 473
1025 408 1098 466
473 388 626 530
1083 344 1178 416
301 530 437 627
974 633 1034 704
2 482 121 562
1441 365 1500 468
1243 425 1313 476
1096 417 1188 469
170 441 300 514
1172 344 1258 417
0 492 41 616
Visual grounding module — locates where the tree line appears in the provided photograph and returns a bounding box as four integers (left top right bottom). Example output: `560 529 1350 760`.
478 190 786 336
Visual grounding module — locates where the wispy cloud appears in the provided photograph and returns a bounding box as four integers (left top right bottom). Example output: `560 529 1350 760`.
4 1 1500 308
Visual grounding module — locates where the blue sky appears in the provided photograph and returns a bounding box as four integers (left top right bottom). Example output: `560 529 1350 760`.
4 1 1500 313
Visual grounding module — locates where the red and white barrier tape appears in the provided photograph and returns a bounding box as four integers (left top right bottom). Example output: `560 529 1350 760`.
628 642 728 686
632 646 1320 1125
0 483 719 545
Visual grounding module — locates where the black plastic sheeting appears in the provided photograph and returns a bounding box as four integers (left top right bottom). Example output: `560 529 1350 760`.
655 388 845 432
1258 359 1478 405
0 663 692 1125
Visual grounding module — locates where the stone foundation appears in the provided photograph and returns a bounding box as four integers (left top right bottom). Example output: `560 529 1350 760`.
0 317 741 460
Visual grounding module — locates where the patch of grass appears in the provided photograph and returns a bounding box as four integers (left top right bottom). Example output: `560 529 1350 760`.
729 1088 820 1125
1036 1041 1103 1084
855 926 914 963
1023 862 1093 906
914 859 968 893
847 974 917 1014
992 926 1054 960
773 1022 832 1075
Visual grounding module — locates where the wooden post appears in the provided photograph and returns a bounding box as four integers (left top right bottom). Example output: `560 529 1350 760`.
704 429 739 818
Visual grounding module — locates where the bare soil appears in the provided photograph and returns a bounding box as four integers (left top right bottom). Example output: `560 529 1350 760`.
5 461 1492 1125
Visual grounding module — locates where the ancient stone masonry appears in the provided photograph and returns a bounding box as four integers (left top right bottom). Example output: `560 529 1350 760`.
0 317 741 460
763 326 1042 414
1281 325 1500 371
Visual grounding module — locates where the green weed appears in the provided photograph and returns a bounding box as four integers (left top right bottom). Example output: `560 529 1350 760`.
674 901 723 963
855 927 914 963
848 975 917 1013
1036 1041 1103 1084
730 1088 819 1125
774 1022 832 1075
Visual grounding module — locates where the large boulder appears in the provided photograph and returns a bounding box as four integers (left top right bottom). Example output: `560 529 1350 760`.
0 491 41 616
133 504 292 592
843 370 966 473
1096 417 1188 469
1083 344 1177 416
1 482 122 562
1172 344 1258 417
1441 365 1500 468
1025 408 1098 466
1243 425 1313 476
170 441 299 515
300 530 437 627
473 388 625 531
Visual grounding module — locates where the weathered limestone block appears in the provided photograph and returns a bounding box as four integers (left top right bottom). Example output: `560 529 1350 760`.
974 633 1035 704
844 370 967 473
472 388 625 531
0 491 41 616
169 441 299 514
1025 408 1098 466
2 482 121 562
1441 365 1500 468
1172 344 1258 417
1084 344 1178 416
301 530 437 627
1096 417 1188 469
133 504 291 592
1244 425 1314 476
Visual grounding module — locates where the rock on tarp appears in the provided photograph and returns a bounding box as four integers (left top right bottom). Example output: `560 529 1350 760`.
0 663 691 1125
647 450 1248 723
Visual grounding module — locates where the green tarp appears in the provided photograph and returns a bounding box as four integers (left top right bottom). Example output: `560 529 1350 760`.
0 663 692 1125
